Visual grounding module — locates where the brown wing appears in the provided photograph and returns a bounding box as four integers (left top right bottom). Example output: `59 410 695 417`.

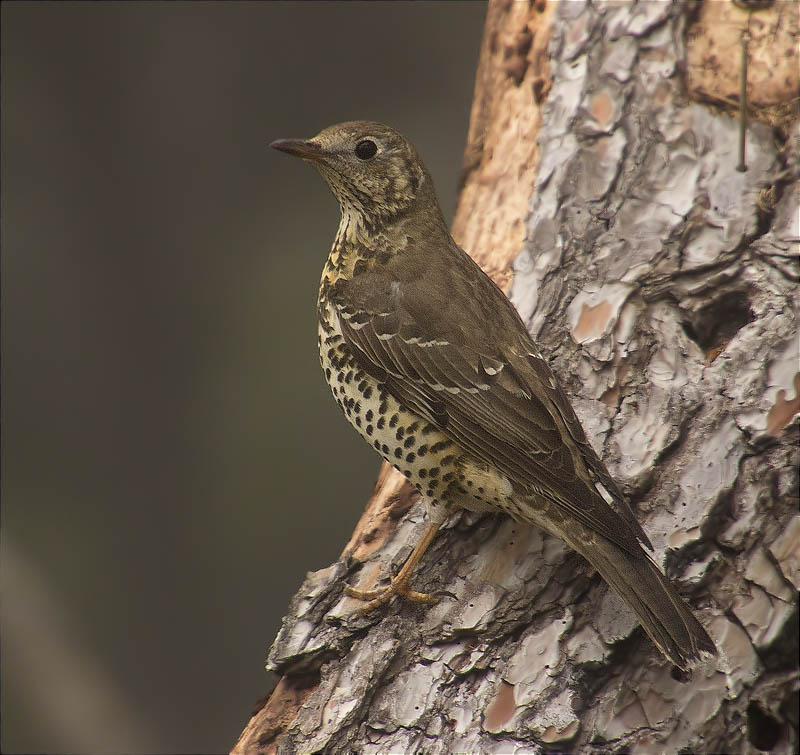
330 249 651 557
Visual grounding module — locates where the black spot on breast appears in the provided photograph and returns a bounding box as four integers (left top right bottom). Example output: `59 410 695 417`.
389 414 399 428
406 452 416 463
403 436 415 449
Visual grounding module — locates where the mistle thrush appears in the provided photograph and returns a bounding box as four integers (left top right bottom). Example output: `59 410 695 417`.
271 121 716 670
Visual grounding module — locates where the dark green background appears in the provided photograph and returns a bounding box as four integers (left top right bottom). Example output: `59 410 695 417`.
1 2 486 752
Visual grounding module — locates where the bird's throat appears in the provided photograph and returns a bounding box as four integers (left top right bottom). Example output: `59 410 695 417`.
322 202 407 286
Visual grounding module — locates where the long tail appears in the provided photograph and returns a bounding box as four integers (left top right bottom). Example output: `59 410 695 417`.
568 532 717 670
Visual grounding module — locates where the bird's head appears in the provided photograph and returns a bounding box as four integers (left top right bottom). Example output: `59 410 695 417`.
271 121 438 228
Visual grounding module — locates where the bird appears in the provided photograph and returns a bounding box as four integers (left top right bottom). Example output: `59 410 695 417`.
270 121 716 670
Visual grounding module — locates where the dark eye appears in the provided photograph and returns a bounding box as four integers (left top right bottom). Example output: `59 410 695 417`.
355 139 378 160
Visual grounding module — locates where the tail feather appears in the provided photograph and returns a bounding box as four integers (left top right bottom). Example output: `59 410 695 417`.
570 533 717 670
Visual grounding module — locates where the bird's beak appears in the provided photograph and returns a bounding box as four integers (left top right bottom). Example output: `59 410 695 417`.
270 138 324 161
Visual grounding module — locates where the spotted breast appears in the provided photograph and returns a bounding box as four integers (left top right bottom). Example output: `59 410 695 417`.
317 295 468 524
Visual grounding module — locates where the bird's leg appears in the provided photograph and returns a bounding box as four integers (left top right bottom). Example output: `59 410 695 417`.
345 521 442 611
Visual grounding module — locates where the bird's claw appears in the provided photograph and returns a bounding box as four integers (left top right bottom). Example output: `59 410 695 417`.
344 578 440 613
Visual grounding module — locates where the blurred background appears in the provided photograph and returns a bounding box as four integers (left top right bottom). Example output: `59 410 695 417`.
1 2 486 752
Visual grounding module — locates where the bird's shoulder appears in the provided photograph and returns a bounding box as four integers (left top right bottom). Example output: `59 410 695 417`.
329 236 528 360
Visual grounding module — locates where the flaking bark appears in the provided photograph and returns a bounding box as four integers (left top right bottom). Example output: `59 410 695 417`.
235 1 799 752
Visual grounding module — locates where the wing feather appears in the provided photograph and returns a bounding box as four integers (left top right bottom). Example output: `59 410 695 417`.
328 268 648 556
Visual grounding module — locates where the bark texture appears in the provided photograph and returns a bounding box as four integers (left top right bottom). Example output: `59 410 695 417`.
235 1 799 752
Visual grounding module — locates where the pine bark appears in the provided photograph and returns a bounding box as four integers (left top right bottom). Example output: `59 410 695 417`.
235 1 799 752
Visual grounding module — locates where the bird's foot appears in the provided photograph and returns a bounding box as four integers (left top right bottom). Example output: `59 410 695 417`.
344 577 439 612
343 521 444 612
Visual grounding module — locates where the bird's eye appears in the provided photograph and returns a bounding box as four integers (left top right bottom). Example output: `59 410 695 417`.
355 139 378 160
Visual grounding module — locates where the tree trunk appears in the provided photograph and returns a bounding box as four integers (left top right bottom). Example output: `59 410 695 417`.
234 1 799 752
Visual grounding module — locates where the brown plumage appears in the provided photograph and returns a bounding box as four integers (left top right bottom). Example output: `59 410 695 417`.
271 120 716 670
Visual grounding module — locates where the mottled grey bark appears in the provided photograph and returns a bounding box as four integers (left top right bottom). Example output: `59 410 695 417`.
235 2 799 753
